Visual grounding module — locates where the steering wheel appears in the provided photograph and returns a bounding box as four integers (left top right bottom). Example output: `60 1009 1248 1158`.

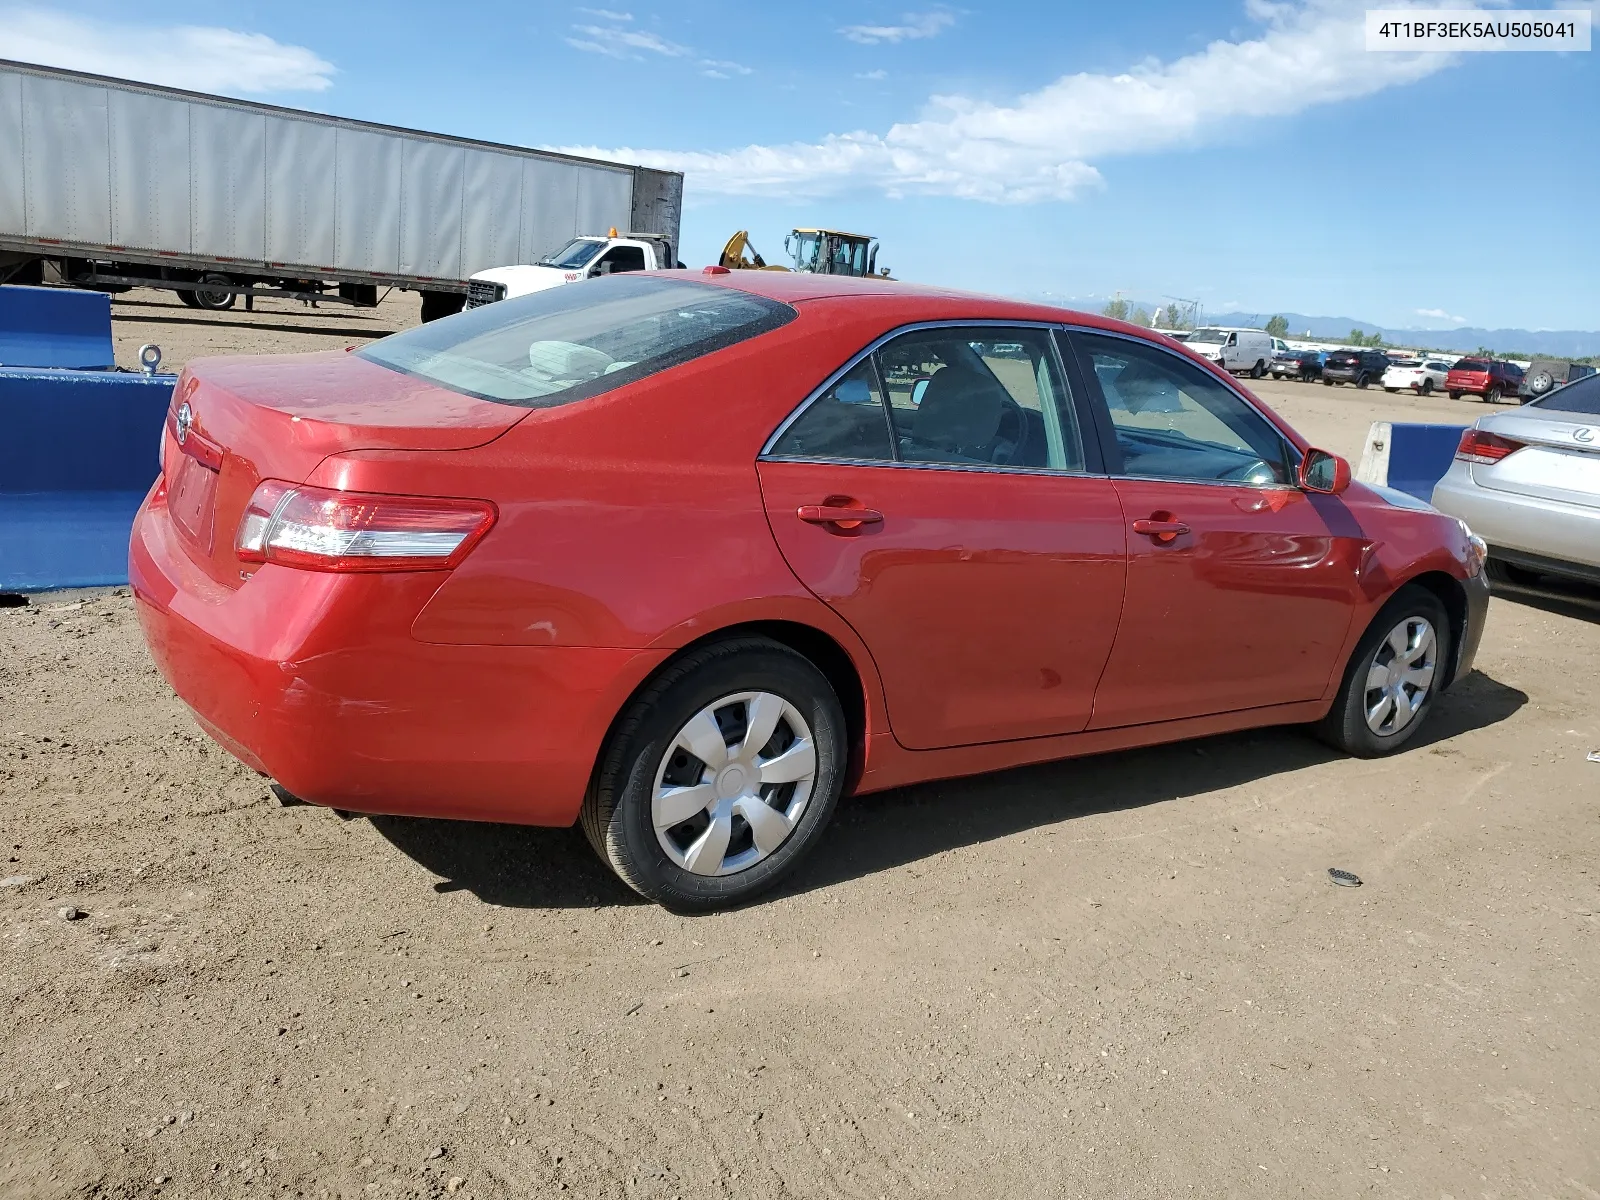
1220 459 1278 485
989 398 1032 465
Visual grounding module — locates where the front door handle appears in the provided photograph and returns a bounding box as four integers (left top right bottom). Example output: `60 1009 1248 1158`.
798 504 883 530
1132 517 1191 543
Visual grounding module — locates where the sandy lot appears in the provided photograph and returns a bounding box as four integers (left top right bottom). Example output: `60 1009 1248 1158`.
2 295 1598 1198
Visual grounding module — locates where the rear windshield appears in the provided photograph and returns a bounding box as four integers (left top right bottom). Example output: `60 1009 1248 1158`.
1529 373 1600 415
1452 358 1489 371
1328 352 1357 363
360 276 795 407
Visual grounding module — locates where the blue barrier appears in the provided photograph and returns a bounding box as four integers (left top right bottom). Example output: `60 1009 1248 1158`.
1354 421 1468 504
0 285 116 369
0 367 175 592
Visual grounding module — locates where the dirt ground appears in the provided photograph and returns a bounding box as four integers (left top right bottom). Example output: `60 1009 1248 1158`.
3 293 1599 1198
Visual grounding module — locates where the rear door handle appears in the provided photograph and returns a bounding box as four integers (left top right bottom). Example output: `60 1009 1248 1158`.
1132 518 1191 543
798 504 883 529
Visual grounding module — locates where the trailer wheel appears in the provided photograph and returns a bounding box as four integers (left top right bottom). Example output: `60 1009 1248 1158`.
193 272 236 311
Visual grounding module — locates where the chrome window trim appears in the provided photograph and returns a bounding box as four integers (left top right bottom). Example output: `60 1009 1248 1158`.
759 318 1077 463
1062 323 1304 487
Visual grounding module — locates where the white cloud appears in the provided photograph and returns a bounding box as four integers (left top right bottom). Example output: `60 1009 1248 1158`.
557 1 1464 204
1415 307 1467 324
839 10 956 44
700 58 754 79
0 7 335 92
577 6 634 19
566 21 689 59
856 68 889 80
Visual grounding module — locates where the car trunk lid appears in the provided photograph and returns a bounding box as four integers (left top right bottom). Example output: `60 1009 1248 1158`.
1470 411 1600 509
160 350 525 588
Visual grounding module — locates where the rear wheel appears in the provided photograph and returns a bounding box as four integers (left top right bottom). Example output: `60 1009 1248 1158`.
1356 373 1370 389
1420 379 1434 395
192 272 235 310
1316 585 1449 758
1250 359 1266 378
1449 390 1462 400
581 638 847 911
1484 386 1502 404
1323 378 1334 387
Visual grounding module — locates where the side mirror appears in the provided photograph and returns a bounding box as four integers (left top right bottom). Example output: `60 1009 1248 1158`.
910 377 931 407
1299 448 1351 494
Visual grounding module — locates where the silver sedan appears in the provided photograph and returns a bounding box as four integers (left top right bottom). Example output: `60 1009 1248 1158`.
1432 373 1600 587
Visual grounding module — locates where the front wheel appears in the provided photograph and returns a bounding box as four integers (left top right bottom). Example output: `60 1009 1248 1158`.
1315 585 1450 758
581 638 847 911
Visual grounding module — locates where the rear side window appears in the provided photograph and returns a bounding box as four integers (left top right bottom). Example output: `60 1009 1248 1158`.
1530 373 1600 415
359 276 794 407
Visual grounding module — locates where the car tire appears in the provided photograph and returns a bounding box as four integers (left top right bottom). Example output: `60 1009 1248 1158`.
1323 379 1334 387
580 637 847 911
1449 391 1462 400
1484 387 1501 404
192 272 236 311
175 287 201 309
1250 359 1265 379
1356 373 1370 389
1421 379 1433 395
1315 585 1451 759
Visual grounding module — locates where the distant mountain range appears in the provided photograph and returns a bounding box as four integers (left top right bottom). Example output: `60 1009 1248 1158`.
1029 294 1600 359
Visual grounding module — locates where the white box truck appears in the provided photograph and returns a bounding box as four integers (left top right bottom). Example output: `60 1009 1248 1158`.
0 59 682 320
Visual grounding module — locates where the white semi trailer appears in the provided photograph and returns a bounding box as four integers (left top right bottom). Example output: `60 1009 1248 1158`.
0 59 682 321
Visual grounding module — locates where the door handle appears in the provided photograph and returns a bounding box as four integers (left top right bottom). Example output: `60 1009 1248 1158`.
798 504 882 530
1132 517 1191 543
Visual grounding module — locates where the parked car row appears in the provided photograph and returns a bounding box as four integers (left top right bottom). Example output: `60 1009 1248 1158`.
1257 343 1595 406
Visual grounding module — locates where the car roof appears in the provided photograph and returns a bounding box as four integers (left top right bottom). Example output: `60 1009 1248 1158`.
676 269 1173 338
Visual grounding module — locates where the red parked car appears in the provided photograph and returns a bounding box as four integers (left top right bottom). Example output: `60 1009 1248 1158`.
1446 357 1524 403
131 272 1490 909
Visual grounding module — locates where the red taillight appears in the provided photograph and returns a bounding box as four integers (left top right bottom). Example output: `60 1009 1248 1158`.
1455 428 1525 465
235 481 496 572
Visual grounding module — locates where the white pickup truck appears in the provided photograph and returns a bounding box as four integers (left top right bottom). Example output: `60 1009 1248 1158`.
465 233 682 307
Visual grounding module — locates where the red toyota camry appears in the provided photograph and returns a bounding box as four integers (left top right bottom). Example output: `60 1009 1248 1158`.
131 270 1490 910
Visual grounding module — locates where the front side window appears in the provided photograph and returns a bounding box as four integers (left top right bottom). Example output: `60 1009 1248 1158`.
1075 332 1293 486
594 245 647 274
877 328 1084 470
359 275 794 407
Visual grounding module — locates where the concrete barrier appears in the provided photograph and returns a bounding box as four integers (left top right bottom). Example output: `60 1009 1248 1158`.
0 285 115 369
1355 421 1468 504
0 366 175 593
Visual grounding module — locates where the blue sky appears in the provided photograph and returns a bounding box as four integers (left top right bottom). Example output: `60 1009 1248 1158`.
4 1 1596 329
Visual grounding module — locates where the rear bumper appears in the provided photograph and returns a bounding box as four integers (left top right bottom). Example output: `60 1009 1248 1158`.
1432 467 1600 572
130 487 667 824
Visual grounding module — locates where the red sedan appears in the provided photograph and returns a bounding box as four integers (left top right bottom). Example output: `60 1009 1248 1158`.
131 271 1490 909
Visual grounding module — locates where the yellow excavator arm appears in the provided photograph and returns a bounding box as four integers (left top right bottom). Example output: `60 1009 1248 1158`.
718 230 792 271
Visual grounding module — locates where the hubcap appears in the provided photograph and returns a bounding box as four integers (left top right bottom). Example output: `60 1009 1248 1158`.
1363 616 1438 736
651 691 817 877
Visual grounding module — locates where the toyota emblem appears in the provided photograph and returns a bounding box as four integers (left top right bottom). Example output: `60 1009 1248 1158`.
175 401 193 446
1575 427 1594 443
